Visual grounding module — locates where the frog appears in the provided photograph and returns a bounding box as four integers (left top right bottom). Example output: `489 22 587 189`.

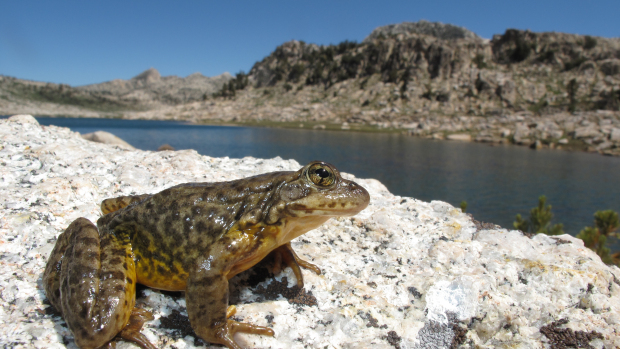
43 161 370 349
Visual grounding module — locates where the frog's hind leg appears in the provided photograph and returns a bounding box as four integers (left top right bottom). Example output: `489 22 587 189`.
270 242 321 288
43 218 148 349
101 194 150 214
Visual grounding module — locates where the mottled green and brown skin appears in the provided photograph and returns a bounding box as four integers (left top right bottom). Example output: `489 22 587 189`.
43 161 370 349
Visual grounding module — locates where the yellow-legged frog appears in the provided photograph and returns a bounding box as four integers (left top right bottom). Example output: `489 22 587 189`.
43 161 370 349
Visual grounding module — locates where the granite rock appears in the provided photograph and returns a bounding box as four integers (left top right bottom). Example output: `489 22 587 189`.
81 130 136 150
1 115 619 349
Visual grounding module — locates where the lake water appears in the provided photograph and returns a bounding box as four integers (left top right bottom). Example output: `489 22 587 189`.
23 117 620 240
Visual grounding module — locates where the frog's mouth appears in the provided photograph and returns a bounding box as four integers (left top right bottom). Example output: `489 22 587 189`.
287 204 368 217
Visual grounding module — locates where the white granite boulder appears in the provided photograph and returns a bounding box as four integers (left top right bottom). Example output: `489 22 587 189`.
81 130 136 150
1 115 619 348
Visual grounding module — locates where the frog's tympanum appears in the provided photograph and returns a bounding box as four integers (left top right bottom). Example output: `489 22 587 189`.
43 161 370 349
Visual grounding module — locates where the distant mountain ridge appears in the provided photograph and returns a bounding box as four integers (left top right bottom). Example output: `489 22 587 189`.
78 68 232 104
0 68 232 115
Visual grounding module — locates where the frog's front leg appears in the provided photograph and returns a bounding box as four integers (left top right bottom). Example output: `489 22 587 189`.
43 218 149 349
270 242 321 288
186 267 274 349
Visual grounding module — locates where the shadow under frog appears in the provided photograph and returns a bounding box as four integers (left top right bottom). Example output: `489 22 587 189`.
43 161 370 349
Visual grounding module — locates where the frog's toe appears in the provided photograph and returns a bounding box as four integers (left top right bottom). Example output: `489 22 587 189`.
117 308 156 349
224 308 275 342
273 242 321 288
229 320 275 337
295 257 321 275
218 320 274 349
118 330 156 349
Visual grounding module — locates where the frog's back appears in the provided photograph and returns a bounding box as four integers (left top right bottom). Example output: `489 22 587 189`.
99 171 295 290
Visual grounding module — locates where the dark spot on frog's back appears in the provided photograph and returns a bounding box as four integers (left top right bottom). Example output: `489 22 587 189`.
233 180 248 192
196 220 208 233
183 219 193 234
111 248 126 258
157 265 170 277
151 250 169 263
79 306 89 319
109 257 123 265
76 236 98 246
328 202 336 208
99 237 112 249
164 215 174 229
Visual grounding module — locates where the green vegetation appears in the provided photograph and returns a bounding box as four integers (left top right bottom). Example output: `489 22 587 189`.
288 63 306 83
250 37 415 91
563 57 587 71
514 196 565 235
537 49 557 63
472 54 487 69
197 119 406 133
400 67 411 99
510 36 532 62
460 201 467 213
528 95 549 114
567 79 578 112
583 35 597 50
514 196 620 266
214 71 248 98
577 210 620 265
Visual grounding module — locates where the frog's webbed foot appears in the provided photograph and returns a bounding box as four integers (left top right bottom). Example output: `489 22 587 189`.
117 308 156 349
271 242 321 288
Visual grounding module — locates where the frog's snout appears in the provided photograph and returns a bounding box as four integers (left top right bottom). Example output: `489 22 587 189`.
341 179 370 213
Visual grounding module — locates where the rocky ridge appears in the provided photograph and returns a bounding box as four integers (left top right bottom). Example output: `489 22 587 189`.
363 20 481 42
1 114 620 348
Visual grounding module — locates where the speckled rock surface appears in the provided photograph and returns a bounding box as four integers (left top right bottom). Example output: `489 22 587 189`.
1 115 619 349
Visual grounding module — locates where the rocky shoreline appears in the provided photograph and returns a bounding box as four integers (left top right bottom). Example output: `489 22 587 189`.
182 105 620 156
9 107 620 158
403 110 620 155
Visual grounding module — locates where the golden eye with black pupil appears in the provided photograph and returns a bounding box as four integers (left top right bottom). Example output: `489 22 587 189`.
307 163 335 187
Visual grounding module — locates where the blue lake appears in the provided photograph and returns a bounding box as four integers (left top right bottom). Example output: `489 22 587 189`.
26 117 620 242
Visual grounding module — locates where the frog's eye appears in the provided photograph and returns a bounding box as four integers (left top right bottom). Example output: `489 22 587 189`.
306 163 336 187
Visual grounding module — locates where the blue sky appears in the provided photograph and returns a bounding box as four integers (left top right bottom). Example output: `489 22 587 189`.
1 1 618 86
